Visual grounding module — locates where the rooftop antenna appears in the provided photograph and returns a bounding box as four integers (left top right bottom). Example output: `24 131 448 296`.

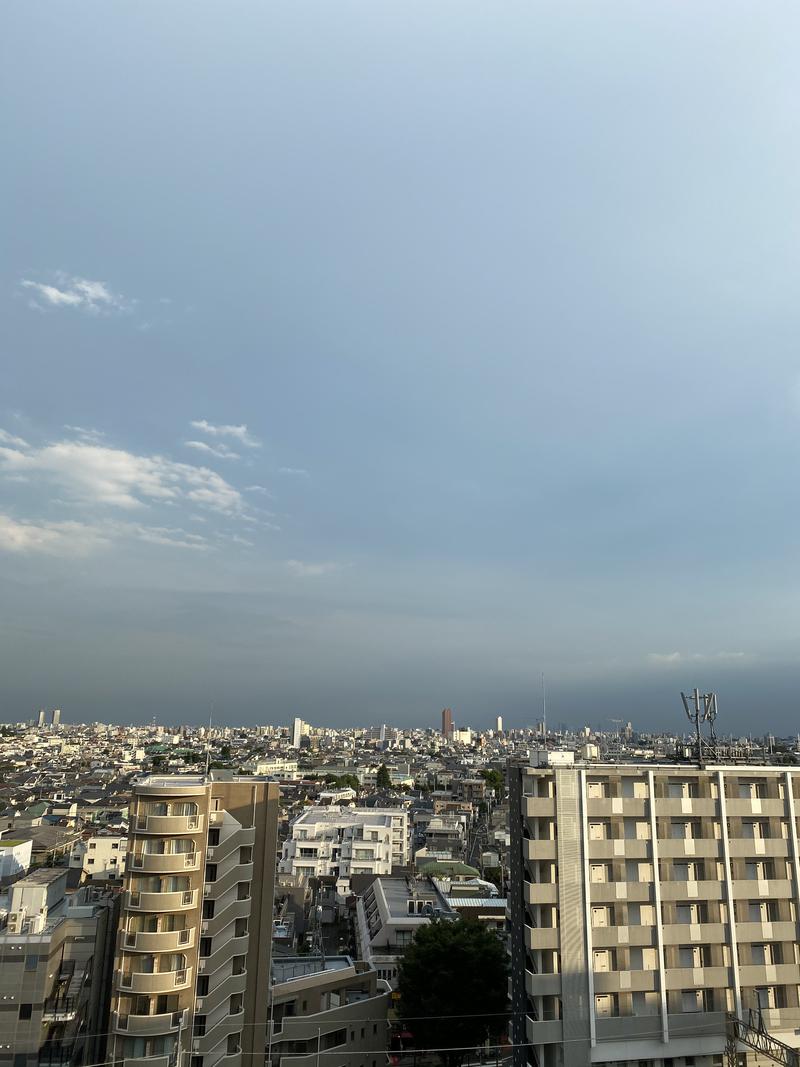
205 705 214 777
680 688 719 766
541 673 547 740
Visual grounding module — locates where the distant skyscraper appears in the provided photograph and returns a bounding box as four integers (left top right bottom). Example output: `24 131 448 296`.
441 707 454 739
51 708 61 727
291 716 304 748
36 708 45 728
495 715 503 734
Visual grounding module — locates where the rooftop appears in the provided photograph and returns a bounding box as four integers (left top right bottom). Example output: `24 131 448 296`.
272 955 354 983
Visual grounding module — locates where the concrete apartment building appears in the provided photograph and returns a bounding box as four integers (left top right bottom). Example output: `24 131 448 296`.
280 807 409 891
267 955 390 1067
110 772 279 1067
354 874 457 987
0 867 117 1066
69 831 127 881
509 757 800 1067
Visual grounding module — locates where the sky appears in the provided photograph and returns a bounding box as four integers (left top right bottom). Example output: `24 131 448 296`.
2 2 800 731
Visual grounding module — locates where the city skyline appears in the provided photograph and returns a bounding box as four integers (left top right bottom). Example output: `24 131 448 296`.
4 4 800 727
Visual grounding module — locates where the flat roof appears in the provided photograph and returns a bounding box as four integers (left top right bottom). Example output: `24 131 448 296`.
272 956 354 983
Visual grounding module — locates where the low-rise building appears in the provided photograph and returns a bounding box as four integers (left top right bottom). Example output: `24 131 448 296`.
69 832 127 881
0 867 117 1066
268 955 389 1067
280 808 409 892
353 875 457 987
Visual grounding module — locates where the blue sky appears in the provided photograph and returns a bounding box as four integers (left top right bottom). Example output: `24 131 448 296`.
3 3 800 730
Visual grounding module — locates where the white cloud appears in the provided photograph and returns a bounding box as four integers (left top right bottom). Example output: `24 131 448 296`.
244 484 273 497
0 428 29 448
0 439 243 514
63 425 105 443
0 514 107 556
189 419 260 448
128 524 207 550
648 650 748 665
20 273 130 315
185 440 241 461
286 559 342 578
279 466 309 477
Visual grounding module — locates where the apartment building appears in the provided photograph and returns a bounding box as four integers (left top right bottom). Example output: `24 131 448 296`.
110 771 279 1067
69 832 127 881
509 759 800 1067
267 955 389 1067
354 874 456 987
0 867 117 1066
280 807 408 891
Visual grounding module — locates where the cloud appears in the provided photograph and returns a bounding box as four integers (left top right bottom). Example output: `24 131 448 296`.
279 467 309 477
184 440 241 461
20 273 130 315
0 439 243 514
286 559 343 578
127 524 207 550
189 420 260 448
647 650 748 665
63 425 105 443
244 484 273 497
0 428 29 448
0 514 108 556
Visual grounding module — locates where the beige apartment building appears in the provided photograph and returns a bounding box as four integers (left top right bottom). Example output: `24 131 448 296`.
509 758 800 1067
110 771 279 1067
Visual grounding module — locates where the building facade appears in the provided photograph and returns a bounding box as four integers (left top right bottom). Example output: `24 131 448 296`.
509 760 800 1067
0 868 117 1066
110 772 279 1067
268 955 389 1067
279 808 408 891
69 832 127 881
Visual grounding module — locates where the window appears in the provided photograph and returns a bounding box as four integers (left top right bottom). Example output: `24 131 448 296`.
202 900 215 920
18 1004 32 1020
25 956 39 971
199 938 212 957
196 976 209 997
193 1016 207 1037
208 829 220 846
205 864 217 882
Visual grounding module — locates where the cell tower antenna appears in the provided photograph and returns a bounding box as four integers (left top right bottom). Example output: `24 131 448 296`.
680 688 719 766
541 673 547 739
205 705 214 777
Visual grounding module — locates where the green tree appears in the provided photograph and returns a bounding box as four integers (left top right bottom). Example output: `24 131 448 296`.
376 764 392 790
479 768 504 795
397 920 508 1067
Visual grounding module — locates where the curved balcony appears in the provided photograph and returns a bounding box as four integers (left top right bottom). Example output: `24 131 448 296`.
126 889 199 912
120 927 195 953
113 1009 186 1035
196 1010 244 1053
134 813 204 835
201 896 251 938
195 970 247 1015
128 851 201 874
118 965 193 994
198 934 250 976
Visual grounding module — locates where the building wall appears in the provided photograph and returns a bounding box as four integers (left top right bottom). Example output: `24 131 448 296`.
510 762 800 1067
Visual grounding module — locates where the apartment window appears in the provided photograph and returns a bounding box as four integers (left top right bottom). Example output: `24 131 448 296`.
239 847 252 863
205 863 217 882
681 990 704 1013
25 956 38 971
88 842 96 850
18 1004 32 1020
112 843 119 850
199 938 212 957
196 976 210 997
191 1058 204 1067
208 829 220 847
193 1016 207 1037
202 900 215 920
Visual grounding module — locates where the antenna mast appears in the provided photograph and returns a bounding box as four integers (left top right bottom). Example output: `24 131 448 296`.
680 688 719 766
